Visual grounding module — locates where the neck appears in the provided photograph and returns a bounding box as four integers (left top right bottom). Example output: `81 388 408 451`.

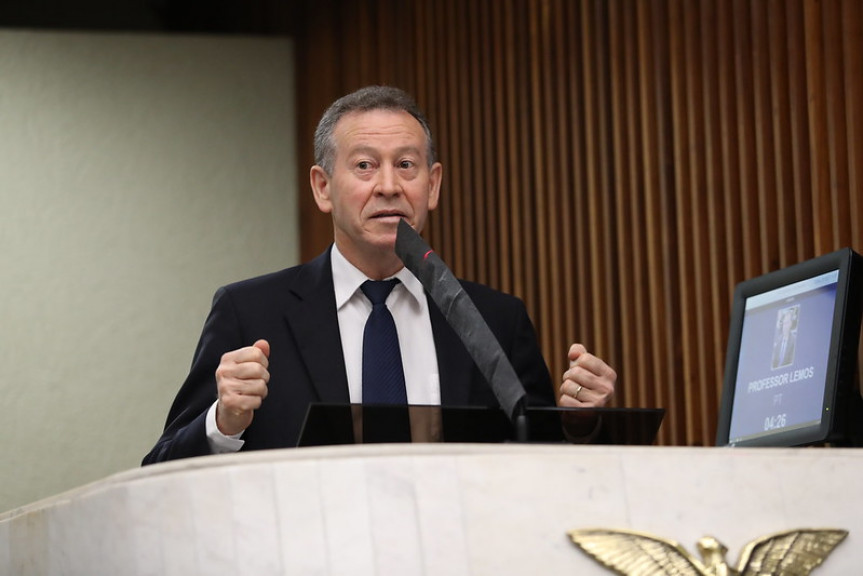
334 241 403 280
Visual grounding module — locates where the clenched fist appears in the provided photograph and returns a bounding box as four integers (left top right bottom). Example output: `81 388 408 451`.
215 339 271 436
558 343 616 408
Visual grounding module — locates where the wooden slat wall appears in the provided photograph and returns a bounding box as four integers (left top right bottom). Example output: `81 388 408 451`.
293 0 863 446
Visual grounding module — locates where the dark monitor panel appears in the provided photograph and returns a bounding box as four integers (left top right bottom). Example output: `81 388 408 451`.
716 248 863 447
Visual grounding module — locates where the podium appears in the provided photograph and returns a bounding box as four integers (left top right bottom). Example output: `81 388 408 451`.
2 442 861 575
297 404 665 446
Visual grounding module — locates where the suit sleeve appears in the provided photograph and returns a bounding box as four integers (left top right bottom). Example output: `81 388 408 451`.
508 300 556 408
141 287 245 465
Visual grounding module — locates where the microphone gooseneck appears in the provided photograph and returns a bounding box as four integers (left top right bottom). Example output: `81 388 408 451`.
394 219 527 424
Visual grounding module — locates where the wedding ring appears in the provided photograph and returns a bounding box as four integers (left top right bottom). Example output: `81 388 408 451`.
574 384 583 400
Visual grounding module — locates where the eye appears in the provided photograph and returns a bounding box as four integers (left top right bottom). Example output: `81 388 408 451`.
398 160 414 169
357 160 373 171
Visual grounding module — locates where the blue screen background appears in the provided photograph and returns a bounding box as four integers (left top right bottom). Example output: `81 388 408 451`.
728 283 837 442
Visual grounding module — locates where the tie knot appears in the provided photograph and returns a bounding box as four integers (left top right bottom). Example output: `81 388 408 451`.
361 279 400 306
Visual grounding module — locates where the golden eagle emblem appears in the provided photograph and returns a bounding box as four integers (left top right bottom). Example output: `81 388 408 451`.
568 528 847 575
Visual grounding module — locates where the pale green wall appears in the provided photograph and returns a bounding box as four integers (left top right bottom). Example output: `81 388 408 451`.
0 30 298 512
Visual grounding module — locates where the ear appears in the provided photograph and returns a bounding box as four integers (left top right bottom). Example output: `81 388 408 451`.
310 165 333 214
427 162 443 211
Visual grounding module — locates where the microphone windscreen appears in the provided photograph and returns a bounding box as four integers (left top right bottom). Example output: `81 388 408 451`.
395 219 526 421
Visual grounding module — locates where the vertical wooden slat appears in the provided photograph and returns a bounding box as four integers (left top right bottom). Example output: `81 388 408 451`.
805 0 832 255
608 0 632 407
567 2 594 397
457 1 476 281
515 0 536 313
581 1 605 368
701 0 729 413
668 0 694 442
579 1 607 368
786 0 815 262
717 0 744 299
477 0 497 289
592 0 616 364
693 0 727 436
597 1 621 374
821 0 851 249
734 0 762 278
843 0 863 252
490 0 512 295
580 0 600 364
562 0 592 395
717 7 739 422
529 0 552 370
848 0 863 395
622 1 651 409
552 0 576 388
439 0 458 268
354 1 371 83
551 0 568 376
505 0 524 300
752 0 780 273
417 0 440 249
767 0 794 267
685 0 714 443
374 2 389 82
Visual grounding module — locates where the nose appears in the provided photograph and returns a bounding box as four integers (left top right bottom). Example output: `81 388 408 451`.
375 165 403 197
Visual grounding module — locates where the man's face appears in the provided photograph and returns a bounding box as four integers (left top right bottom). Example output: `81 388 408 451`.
311 109 442 265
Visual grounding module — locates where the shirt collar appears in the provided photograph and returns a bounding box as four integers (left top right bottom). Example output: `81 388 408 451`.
331 244 426 309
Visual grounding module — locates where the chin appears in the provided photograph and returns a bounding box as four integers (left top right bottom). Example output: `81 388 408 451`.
375 235 399 251
359 230 396 251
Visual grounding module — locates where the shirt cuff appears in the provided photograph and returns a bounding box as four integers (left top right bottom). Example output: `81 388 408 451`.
205 400 245 454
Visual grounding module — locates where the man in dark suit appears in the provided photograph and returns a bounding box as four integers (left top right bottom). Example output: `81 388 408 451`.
142 86 616 465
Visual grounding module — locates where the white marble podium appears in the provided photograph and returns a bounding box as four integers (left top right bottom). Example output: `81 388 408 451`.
1 444 860 575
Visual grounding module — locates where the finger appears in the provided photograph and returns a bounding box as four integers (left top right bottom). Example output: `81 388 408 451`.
238 380 268 401
562 363 603 393
240 378 269 399
253 339 271 359
558 392 586 408
219 379 269 418
567 343 587 363
216 362 268 388
560 377 593 402
222 375 269 397
225 360 270 382
223 343 270 367
561 379 587 399
568 354 617 387
568 351 603 375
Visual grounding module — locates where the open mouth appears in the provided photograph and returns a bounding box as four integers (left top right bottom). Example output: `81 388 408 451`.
370 211 407 221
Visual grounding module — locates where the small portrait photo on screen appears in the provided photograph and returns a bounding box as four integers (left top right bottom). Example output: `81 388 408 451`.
771 305 799 370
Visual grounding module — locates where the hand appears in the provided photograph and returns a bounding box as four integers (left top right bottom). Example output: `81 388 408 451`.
215 339 270 436
558 343 616 407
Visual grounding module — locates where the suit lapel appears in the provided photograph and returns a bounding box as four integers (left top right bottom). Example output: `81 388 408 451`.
283 248 351 404
428 293 475 406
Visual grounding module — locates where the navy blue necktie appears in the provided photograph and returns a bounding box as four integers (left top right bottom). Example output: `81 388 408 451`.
361 279 408 404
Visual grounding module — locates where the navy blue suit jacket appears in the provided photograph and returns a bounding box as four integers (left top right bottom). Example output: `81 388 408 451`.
142 248 554 465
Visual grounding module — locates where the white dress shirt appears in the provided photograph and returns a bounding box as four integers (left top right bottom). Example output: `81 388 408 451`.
331 245 440 405
206 245 440 453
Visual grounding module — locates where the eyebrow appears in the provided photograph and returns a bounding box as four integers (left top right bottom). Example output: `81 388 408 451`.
347 145 424 158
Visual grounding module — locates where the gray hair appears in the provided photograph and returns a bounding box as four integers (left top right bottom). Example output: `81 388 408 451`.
313 85 436 174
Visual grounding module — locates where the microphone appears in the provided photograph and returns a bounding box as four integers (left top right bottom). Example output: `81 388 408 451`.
395 219 527 424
